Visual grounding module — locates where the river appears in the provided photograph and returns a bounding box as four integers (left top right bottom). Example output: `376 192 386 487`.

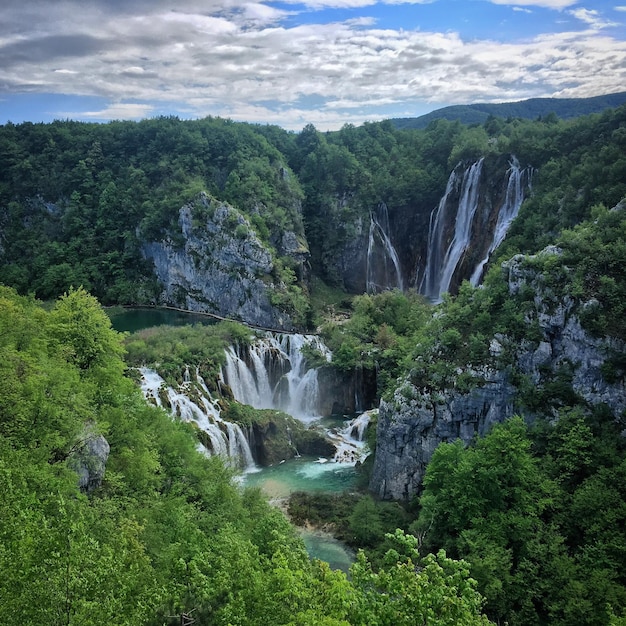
108 307 362 571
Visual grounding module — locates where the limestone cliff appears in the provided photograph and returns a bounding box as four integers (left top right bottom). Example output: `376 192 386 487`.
370 245 626 501
142 193 307 330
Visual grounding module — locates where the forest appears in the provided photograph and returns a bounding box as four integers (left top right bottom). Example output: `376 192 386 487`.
1 101 626 624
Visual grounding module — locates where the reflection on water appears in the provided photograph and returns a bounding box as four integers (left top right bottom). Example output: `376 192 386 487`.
107 307 219 333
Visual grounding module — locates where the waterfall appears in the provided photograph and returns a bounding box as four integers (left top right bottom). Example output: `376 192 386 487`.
221 333 331 423
420 160 486 301
470 157 533 286
420 169 460 300
330 410 375 464
139 367 257 470
366 203 404 293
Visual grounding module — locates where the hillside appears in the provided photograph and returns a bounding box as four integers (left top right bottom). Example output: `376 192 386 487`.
1 103 626 624
391 91 626 129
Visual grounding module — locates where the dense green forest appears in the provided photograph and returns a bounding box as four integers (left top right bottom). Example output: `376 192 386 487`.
1 102 626 624
0 286 495 624
1 102 625 313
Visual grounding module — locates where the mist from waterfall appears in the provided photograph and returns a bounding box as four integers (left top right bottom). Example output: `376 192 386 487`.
470 157 534 286
140 367 256 470
221 333 331 423
366 203 404 293
420 158 484 302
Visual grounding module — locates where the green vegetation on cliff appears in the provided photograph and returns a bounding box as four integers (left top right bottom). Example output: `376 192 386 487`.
1 103 625 312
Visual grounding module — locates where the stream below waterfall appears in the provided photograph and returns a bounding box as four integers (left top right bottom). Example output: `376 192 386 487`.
108 307 368 571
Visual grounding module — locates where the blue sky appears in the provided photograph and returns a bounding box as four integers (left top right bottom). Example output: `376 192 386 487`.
1 0 625 130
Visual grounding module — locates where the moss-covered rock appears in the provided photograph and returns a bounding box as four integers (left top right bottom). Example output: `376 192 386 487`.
221 401 334 465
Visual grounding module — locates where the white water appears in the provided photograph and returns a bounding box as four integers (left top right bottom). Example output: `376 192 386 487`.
470 157 533 286
139 367 256 470
221 333 331 423
329 410 374 465
222 333 374 465
423 159 484 301
366 203 404 293
420 170 460 300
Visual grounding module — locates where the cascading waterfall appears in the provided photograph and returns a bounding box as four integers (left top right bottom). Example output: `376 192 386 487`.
470 157 534 286
221 333 331 423
222 333 374 465
139 367 256 470
420 158 484 302
329 409 375 464
366 203 404 293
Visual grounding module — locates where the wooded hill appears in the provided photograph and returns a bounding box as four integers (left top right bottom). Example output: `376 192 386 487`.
391 91 626 129
1 102 626 624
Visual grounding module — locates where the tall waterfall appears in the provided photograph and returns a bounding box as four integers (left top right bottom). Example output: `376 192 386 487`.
470 157 533 286
221 333 331 423
366 203 404 293
140 367 256 470
420 158 484 302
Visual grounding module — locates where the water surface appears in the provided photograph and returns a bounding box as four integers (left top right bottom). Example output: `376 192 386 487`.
299 529 355 573
107 306 219 333
243 456 359 499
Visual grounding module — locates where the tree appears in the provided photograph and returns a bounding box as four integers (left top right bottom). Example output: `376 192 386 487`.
348 530 493 625
47 287 125 374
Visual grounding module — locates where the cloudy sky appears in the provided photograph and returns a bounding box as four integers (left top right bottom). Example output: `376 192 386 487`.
0 0 625 130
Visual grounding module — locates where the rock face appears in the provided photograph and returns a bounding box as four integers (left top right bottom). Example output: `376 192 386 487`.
245 414 335 466
69 430 110 493
321 155 533 297
370 246 626 501
370 370 516 501
317 366 377 416
142 193 305 330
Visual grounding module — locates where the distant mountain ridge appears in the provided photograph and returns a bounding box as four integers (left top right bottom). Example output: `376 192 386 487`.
391 91 626 129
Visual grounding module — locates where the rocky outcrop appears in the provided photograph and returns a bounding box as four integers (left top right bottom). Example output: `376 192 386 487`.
68 428 110 493
370 245 625 501
142 193 305 330
246 413 335 466
317 366 377 416
370 370 516 501
503 247 626 415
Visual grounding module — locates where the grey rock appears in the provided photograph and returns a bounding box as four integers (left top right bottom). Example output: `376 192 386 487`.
371 369 515 501
69 430 110 493
371 244 625 501
142 194 297 330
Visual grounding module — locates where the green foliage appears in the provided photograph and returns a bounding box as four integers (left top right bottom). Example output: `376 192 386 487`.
0 117 303 305
321 290 431 397
0 286 497 624
125 320 251 385
417 415 626 625
348 530 492 626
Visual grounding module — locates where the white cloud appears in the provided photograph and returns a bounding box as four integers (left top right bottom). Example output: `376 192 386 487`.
614 6 626 11
512 7 533 13
278 0 433 7
569 8 619 29
488 0 577 8
0 0 625 130
75 103 155 120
